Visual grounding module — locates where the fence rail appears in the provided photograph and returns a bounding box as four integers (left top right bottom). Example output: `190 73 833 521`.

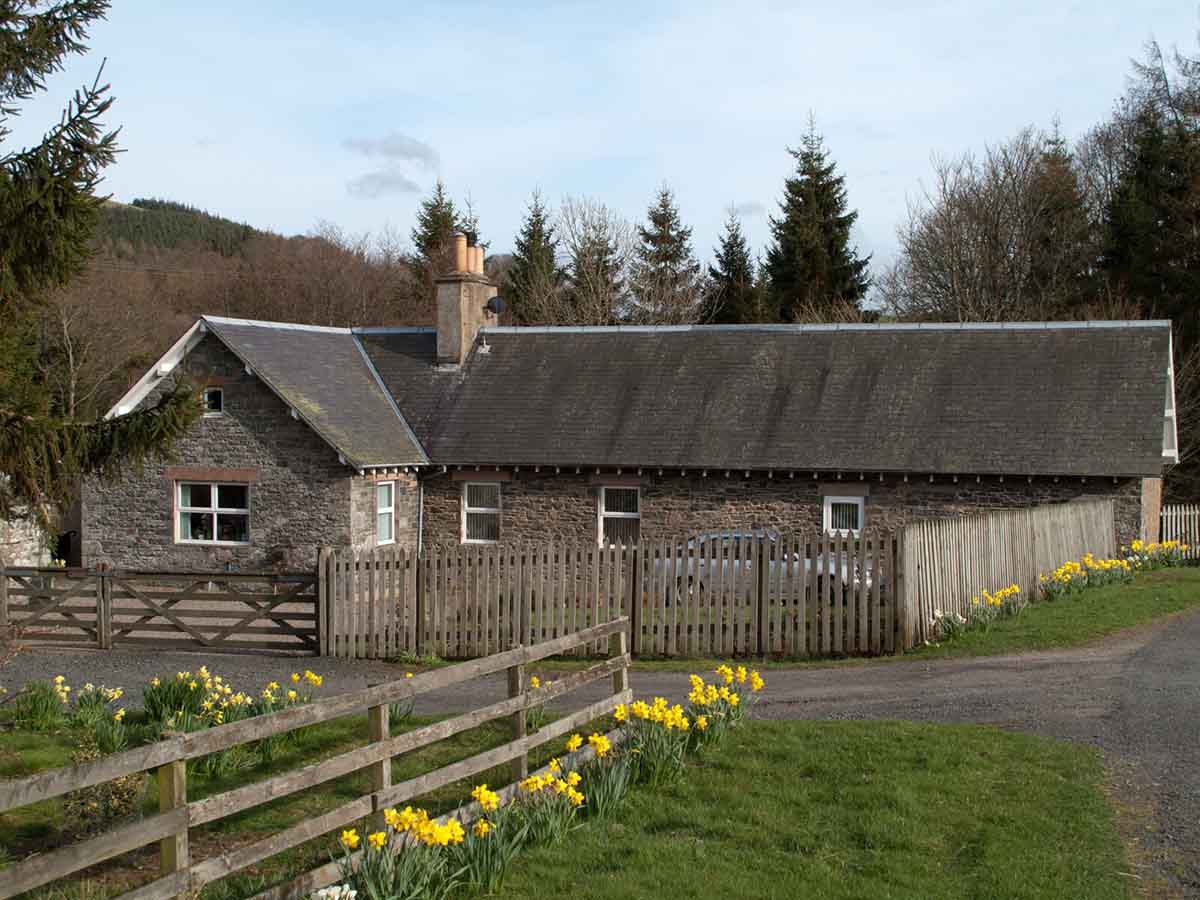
1161 504 1200 559
898 499 1116 645
0 618 631 900
0 570 318 654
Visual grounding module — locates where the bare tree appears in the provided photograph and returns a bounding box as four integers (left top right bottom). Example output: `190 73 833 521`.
556 197 635 325
878 127 1095 321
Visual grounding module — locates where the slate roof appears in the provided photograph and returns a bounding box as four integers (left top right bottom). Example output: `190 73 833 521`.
360 322 1172 478
203 317 426 468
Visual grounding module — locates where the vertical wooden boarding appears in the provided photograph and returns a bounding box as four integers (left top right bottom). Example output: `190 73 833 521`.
0 567 8 637
831 534 843 653
856 536 868 653
802 537 815 656
818 536 831 654
727 533 741 656
558 541 568 642
869 535 881 654
774 535 787 655
696 533 708 656
749 535 762 656
349 550 362 660
655 540 668 656
367 549 378 658
567 543 579 654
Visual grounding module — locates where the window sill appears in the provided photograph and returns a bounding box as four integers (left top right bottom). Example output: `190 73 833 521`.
175 540 251 547
462 539 500 545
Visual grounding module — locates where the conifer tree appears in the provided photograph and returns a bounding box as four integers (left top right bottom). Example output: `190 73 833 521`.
704 211 763 323
505 190 562 323
630 185 703 323
1 0 199 529
411 179 459 275
765 120 870 320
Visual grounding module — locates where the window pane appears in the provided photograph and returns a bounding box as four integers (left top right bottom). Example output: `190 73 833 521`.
603 516 640 546
830 502 860 531
603 487 639 514
466 483 500 510
180 511 213 541
216 514 249 543
217 484 248 510
466 511 500 542
378 511 393 543
377 482 394 510
180 483 212 509
204 388 223 413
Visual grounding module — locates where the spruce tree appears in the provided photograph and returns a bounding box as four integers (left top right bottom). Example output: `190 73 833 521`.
1 0 199 528
630 185 703 323
704 212 763 323
411 179 459 271
765 120 870 320
1028 130 1094 313
505 191 561 323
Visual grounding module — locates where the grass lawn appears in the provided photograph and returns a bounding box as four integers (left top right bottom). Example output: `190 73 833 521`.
500 720 1130 900
534 566 1200 672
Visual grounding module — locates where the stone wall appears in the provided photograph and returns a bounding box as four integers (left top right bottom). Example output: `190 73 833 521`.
0 514 48 567
350 472 420 551
420 471 1145 549
82 334 356 571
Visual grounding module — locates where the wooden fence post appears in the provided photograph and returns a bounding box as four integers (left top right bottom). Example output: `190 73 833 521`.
97 572 112 651
157 757 188 881
317 549 328 657
366 702 391 830
609 627 628 694
507 662 527 781
628 544 640 657
0 565 8 634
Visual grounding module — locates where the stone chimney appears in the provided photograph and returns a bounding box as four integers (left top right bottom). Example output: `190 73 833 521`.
436 232 498 366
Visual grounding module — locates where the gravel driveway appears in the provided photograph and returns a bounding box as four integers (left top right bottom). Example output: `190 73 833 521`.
3 608 1197 895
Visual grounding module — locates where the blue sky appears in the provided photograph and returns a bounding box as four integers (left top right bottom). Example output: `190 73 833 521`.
10 0 1196 280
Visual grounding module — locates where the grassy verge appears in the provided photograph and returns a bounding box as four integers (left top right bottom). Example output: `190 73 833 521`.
500 720 1130 900
533 567 1200 672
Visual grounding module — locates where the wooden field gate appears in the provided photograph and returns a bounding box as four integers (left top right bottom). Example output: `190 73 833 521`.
322 533 906 660
0 570 319 655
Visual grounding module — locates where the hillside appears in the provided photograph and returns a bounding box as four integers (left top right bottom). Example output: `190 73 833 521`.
99 198 264 257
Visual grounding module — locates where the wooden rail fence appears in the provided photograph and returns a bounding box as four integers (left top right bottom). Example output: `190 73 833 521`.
898 499 1116 645
0 570 318 654
0 618 631 900
1161 503 1200 559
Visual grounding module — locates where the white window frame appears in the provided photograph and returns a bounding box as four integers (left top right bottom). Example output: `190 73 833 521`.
823 495 864 536
202 387 224 417
174 481 250 546
376 480 395 546
598 485 641 546
461 481 501 544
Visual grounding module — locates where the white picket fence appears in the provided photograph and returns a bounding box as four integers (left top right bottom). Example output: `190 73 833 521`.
1160 504 1200 560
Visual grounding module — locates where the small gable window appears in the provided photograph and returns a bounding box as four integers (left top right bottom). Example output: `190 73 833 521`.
377 481 395 545
824 495 864 536
599 486 640 546
176 482 249 545
462 482 501 543
202 387 224 416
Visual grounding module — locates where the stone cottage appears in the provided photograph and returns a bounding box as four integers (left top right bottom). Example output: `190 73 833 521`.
83 235 1178 571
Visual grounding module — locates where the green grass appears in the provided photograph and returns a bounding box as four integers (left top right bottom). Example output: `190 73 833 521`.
533 567 1200 672
500 720 1130 900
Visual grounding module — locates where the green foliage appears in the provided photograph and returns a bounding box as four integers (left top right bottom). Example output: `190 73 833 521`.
505 190 562 323
630 185 704 322
333 834 461 900
579 753 634 820
99 198 261 257
448 804 529 894
11 680 67 732
62 740 145 837
0 0 201 529
764 119 871 319
705 212 764 322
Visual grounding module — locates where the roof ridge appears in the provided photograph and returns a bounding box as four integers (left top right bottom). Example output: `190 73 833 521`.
203 315 352 335
478 320 1171 335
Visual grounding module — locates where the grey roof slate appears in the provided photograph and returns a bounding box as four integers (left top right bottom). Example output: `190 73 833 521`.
203 317 426 468
360 322 1171 477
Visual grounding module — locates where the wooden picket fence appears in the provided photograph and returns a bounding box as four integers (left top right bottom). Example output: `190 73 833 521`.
898 499 1116 645
0 618 631 900
1161 503 1200 559
321 533 904 660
